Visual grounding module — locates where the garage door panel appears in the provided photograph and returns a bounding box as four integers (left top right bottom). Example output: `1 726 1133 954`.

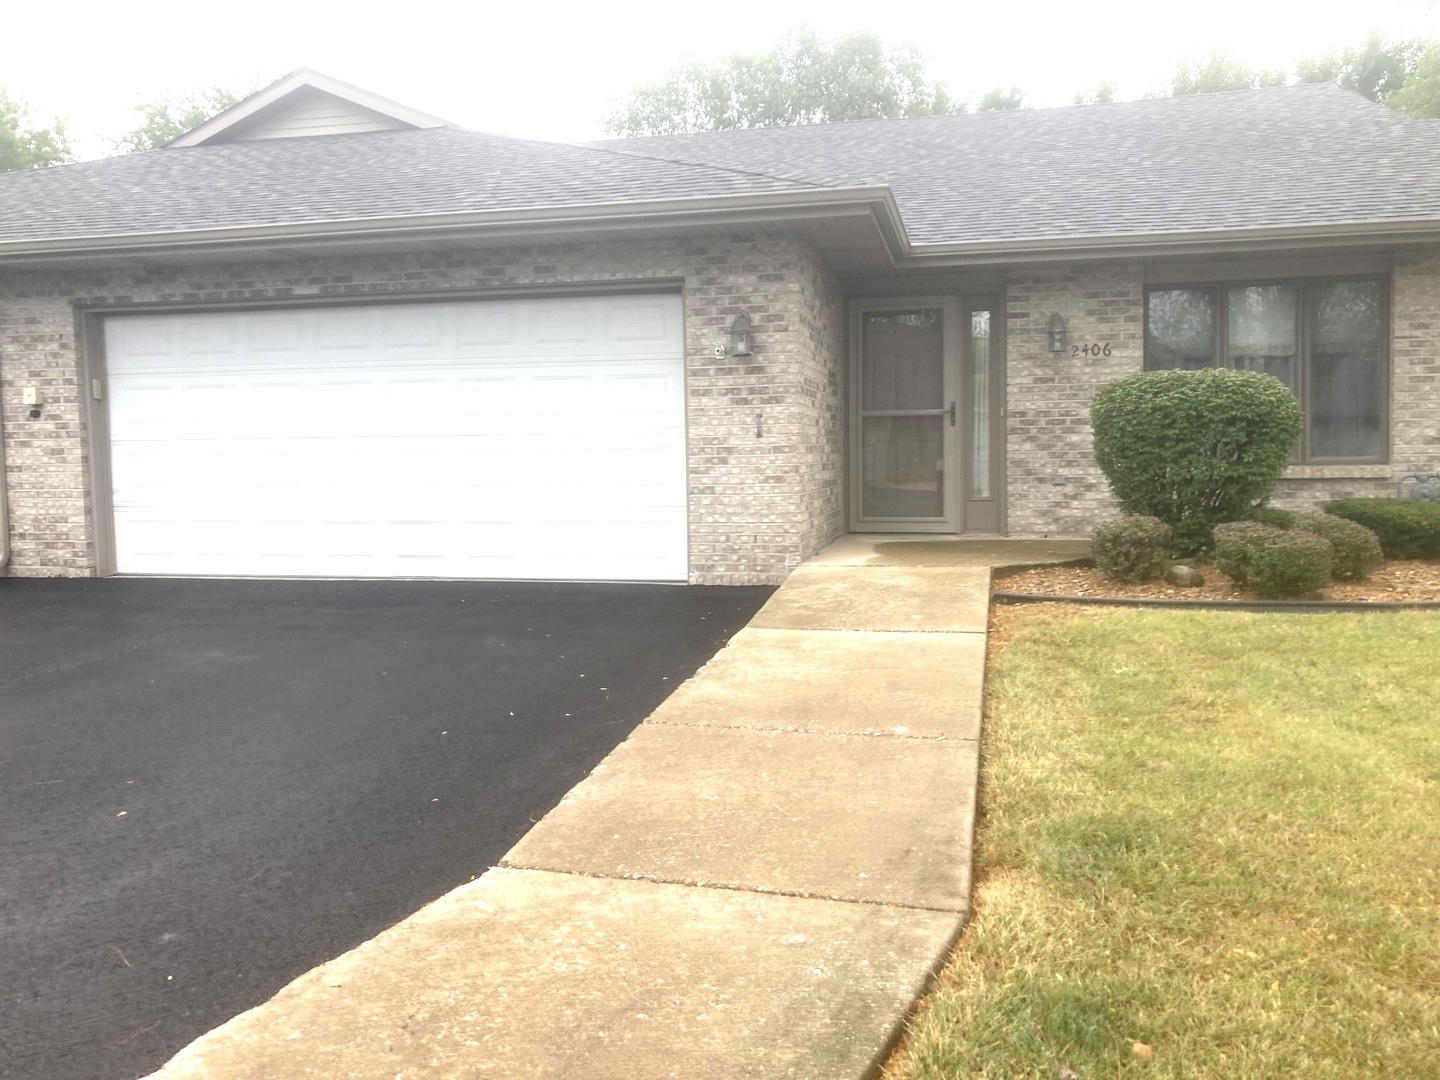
105 296 687 581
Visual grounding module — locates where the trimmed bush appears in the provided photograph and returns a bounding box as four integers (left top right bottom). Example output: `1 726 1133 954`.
1213 521 1281 585
1247 506 1298 528
1092 516 1171 582
1325 498 1440 560
1285 512 1383 580
1214 521 1333 598
1090 369 1302 556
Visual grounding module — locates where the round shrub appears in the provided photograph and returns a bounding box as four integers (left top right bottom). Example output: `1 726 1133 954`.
1092 515 1171 582
1246 506 1297 528
1325 498 1440 560
1213 521 1281 585
1090 369 1302 556
1284 512 1383 580
1214 521 1333 598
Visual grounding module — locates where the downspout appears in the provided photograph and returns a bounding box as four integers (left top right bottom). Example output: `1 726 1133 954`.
0 397 9 575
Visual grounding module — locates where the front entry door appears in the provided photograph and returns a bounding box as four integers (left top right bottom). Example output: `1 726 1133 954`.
850 296 1003 534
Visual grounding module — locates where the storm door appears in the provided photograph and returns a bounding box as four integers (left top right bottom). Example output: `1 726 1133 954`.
849 296 1004 534
850 299 960 532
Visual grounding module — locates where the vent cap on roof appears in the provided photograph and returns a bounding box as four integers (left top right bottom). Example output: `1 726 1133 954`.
167 68 451 147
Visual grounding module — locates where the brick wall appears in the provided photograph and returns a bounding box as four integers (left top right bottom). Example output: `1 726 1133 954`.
0 234 844 584
1003 251 1440 535
793 248 846 560
1004 265 1143 536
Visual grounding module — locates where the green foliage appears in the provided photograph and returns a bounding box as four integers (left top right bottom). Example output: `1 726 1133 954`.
114 84 252 154
1390 43 1440 119
1325 498 1440 560
0 89 72 171
604 29 958 136
976 86 1026 111
1073 82 1117 106
1213 521 1281 584
1091 516 1172 583
1089 369 1302 556
1284 512 1383 580
1296 32 1432 103
1170 51 1287 96
1214 521 1333 597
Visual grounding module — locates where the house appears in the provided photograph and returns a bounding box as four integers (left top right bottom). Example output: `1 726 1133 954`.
1 68 1436 585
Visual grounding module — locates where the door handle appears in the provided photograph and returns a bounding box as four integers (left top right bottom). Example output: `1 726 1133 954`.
947 401 956 426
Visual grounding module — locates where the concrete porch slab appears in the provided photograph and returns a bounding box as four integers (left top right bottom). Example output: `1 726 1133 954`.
501 723 977 911
147 868 961 1080
807 534 1092 568
646 626 984 739
750 563 990 633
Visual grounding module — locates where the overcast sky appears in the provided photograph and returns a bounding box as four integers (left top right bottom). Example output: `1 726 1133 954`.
8 0 1440 158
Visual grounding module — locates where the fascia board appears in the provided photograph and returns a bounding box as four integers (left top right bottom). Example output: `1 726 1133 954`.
900 218 1440 266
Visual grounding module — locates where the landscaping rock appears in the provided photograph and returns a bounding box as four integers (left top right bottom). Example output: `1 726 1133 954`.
1165 564 1206 587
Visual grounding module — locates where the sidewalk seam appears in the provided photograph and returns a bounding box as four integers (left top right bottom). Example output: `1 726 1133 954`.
492 862 973 917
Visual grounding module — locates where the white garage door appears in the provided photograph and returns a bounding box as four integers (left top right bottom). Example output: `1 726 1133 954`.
104 295 688 581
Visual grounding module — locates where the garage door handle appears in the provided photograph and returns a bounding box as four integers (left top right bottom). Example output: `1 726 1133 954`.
947 401 956 426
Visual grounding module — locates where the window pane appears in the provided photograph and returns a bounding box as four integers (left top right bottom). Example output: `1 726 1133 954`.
861 415 943 518
861 310 943 411
1310 280 1383 460
1228 284 1298 393
1147 289 1215 370
969 310 992 499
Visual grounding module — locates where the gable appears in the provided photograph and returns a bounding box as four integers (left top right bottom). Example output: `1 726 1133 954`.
214 88 418 142
168 68 451 147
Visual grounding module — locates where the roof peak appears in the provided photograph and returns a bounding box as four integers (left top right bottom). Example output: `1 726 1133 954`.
167 68 452 148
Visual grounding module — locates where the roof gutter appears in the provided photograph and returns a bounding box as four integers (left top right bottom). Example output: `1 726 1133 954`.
0 187 909 264
899 217 1440 267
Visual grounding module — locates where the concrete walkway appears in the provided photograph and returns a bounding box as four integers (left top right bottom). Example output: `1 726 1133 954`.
146 538 1087 1080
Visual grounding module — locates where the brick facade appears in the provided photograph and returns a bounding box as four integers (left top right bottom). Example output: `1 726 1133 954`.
0 234 846 584
3 238 1437 581
1002 249 1440 536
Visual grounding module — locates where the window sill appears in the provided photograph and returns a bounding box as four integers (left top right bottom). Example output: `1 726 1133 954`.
1282 464 1391 480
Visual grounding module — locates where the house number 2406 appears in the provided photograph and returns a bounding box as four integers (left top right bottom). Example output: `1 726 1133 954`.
1071 342 1113 358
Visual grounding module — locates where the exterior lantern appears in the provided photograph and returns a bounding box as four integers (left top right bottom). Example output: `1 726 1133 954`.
1048 313 1067 352
729 314 753 357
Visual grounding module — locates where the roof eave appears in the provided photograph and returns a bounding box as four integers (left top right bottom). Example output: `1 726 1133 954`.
0 187 909 264
900 218 1440 267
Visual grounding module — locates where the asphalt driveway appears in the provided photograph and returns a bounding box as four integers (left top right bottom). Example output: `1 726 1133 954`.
0 577 770 1080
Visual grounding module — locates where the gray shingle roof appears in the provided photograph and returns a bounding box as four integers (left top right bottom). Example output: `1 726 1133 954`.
597 83 1440 245
0 127 818 243
1 83 1436 250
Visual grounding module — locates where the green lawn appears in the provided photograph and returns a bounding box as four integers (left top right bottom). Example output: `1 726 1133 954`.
887 607 1440 1079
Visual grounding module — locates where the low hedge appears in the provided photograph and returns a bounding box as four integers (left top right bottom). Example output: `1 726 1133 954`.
1325 498 1440 560
1092 515 1171 582
1285 513 1383 580
1214 521 1334 598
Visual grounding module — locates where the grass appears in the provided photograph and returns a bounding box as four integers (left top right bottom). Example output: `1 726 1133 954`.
885 607 1440 1080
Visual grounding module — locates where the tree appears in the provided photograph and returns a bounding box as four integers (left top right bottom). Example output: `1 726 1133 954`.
1390 43 1440 118
1296 32 1431 103
604 29 958 136
1074 82 1117 106
115 84 251 154
1170 51 1286 95
976 86 1026 111
0 90 72 171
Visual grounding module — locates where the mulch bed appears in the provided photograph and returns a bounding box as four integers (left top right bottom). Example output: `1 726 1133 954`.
995 559 1440 603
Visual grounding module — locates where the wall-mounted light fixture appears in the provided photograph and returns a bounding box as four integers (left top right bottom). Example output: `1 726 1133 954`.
729 314 753 357
1047 313 1068 353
